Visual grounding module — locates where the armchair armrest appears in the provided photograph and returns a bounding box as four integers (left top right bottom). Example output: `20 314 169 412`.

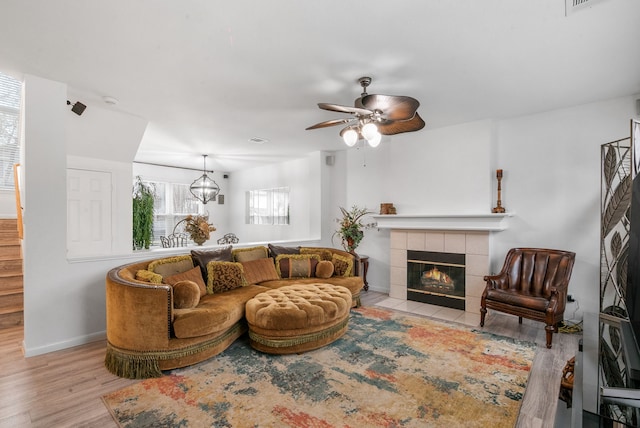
483 274 508 290
106 267 172 350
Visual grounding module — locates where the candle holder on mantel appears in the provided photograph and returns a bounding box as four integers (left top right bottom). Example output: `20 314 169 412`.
492 169 506 213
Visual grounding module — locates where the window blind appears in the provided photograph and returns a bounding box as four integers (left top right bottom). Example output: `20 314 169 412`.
0 72 21 189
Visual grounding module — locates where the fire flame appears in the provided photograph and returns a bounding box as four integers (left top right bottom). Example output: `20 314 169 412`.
422 267 453 285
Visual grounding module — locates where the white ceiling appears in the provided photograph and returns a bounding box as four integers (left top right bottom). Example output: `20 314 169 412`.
1 0 639 172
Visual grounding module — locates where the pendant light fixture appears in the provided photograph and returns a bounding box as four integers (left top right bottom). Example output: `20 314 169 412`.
189 155 220 204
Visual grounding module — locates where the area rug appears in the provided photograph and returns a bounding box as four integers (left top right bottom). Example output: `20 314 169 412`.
103 306 536 427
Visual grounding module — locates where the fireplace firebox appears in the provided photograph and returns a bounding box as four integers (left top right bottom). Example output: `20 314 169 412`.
406 250 465 310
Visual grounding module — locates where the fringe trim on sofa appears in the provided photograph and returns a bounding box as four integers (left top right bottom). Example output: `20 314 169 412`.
249 317 349 349
105 322 246 379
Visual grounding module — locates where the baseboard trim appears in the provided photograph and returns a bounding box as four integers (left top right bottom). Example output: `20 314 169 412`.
23 330 106 357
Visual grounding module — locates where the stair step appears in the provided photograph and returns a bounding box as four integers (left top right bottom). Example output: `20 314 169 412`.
0 245 21 259
0 275 23 290
0 310 23 329
0 295 22 311
0 259 22 277
0 219 17 230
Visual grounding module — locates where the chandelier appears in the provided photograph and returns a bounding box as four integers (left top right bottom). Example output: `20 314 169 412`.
189 155 220 204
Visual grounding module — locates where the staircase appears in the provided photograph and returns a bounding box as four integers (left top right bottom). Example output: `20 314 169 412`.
0 219 22 329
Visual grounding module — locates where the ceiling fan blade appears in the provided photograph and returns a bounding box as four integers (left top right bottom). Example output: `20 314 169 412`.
318 103 372 116
305 118 355 130
377 113 425 135
360 94 420 121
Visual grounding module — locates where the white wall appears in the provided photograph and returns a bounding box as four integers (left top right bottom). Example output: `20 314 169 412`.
0 190 16 217
21 75 150 356
228 152 322 244
338 97 639 321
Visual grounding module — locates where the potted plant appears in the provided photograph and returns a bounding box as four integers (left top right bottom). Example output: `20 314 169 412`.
132 176 155 250
334 205 375 253
183 214 216 246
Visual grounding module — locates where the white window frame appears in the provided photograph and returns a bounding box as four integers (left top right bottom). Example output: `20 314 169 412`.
144 180 206 246
246 187 290 225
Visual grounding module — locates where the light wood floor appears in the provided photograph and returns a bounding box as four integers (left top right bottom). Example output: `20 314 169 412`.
0 291 580 427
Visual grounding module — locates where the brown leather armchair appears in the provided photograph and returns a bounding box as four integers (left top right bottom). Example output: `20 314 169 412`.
480 248 576 348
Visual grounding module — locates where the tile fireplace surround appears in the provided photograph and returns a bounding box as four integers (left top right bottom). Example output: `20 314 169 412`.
373 214 511 315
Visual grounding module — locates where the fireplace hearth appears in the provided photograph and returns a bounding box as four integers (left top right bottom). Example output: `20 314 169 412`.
407 250 465 310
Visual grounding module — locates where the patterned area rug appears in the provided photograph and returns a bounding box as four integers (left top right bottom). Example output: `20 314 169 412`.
103 307 536 427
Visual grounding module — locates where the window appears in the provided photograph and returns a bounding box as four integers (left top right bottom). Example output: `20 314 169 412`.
143 180 205 246
247 187 290 225
0 72 21 189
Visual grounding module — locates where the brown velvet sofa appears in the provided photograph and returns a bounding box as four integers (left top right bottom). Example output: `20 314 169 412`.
105 244 364 379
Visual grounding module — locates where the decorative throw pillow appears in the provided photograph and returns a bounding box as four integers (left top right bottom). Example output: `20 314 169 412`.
191 246 233 279
300 247 333 261
331 254 354 277
315 260 335 279
135 269 163 284
232 246 269 263
268 243 301 259
241 258 280 285
163 266 207 297
172 280 201 309
276 254 321 279
148 255 194 278
206 261 246 293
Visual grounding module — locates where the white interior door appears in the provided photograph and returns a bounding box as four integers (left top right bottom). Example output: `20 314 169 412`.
67 169 112 257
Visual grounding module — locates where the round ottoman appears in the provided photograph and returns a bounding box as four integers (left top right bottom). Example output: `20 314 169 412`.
245 283 352 354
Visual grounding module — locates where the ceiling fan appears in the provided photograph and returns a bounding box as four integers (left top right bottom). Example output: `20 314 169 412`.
306 77 425 147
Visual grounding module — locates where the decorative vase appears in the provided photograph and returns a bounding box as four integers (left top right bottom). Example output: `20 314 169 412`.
346 237 357 253
192 235 207 246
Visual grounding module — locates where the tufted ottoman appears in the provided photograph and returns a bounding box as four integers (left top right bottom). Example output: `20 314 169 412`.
245 283 352 354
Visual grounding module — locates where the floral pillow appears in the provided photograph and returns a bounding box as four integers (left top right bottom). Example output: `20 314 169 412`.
331 254 353 277
206 261 246 293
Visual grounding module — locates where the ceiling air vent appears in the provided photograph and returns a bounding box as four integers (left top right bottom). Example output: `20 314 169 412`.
565 0 608 15
248 137 269 144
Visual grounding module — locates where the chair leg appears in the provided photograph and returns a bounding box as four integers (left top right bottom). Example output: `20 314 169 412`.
480 307 487 327
545 324 554 349
518 316 523 324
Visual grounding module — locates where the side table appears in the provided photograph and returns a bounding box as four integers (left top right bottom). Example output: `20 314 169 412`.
358 255 369 291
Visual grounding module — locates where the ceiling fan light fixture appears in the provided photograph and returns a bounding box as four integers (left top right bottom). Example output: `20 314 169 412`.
343 129 358 147
361 122 378 141
367 131 382 148
189 155 220 204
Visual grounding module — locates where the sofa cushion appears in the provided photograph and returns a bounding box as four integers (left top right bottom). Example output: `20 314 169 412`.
241 258 280 285
276 254 321 279
315 260 335 279
172 280 201 309
206 261 247 293
163 266 207 297
191 246 233 279
135 269 163 284
148 255 194 278
331 253 354 277
300 247 333 261
268 243 300 259
232 246 269 262
172 285 268 339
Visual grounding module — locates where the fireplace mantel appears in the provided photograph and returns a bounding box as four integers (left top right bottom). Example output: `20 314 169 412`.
372 213 513 231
